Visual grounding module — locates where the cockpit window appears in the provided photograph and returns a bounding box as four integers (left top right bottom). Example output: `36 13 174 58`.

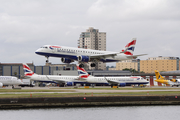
41 46 48 49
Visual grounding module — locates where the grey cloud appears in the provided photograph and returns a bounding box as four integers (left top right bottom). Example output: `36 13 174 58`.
0 0 180 65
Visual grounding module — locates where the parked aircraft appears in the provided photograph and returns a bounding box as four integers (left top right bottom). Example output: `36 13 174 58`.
0 76 23 88
154 70 180 87
77 66 149 87
35 38 146 67
22 63 85 86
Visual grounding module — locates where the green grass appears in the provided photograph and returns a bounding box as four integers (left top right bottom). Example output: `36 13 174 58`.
0 87 180 98
0 89 75 92
0 91 180 98
50 87 180 90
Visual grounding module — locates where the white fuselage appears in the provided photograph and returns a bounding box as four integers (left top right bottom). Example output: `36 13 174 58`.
26 74 148 86
27 74 86 84
168 79 180 86
82 76 148 85
0 76 23 86
35 45 130 62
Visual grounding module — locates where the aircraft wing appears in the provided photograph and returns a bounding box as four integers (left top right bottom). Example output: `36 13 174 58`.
126 54 148 59
104 77 121 84
45 75 67 83
90 52 119 59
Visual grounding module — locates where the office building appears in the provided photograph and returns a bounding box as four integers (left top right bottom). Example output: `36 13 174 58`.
78 27 106 70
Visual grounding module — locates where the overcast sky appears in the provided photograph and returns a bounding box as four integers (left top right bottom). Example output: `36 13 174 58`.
0 0 180 66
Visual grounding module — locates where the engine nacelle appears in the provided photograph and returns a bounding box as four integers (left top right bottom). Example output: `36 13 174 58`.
61 58 73 63
119 83 126 87
0 82 3 88
66 82 74 86
78 56 90 62
170 79 177 82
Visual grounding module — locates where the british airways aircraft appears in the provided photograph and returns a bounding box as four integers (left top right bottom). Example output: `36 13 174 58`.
35 38 146 67
23 63 148 87
77 66 149 87
22 63 86 86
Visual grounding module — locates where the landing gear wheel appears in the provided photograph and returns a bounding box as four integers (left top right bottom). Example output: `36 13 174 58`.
91 63 96 67
79 64 84 68
45 56 49 63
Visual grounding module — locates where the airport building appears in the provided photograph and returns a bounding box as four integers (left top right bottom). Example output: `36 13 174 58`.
0 63 34 78
0 63 78 78
0 63 131 79
78 27 106 70
140 56 179 73
116 59 140 71
115 56 180 73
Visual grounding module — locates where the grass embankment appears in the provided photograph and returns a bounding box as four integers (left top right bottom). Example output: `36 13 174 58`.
0 87 180 98
0 89 75 92
51 87 180 90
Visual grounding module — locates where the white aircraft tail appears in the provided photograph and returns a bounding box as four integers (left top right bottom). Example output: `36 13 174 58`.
121 38 136 55
22 63 37 77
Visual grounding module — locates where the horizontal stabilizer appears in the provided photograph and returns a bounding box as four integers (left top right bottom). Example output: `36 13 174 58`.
127 54 148 59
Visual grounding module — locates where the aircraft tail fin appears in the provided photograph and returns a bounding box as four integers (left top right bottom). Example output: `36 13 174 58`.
155 70 165 80
121 38 136 55
76 65 90 79
22 63 36 77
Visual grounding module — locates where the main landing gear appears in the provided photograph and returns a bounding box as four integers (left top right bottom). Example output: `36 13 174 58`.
79 63 96 68
90 63 96 67
79 64 84 68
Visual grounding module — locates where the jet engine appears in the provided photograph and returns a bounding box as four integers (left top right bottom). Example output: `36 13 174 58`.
66 82 74 86
78 55 90 62
119 83 126 87
61 58 73 63
170 79 177 82
0 82 3 88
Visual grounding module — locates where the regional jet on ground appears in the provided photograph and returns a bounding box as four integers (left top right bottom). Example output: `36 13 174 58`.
77 66 149 87
0 76 23 88
155 70 180 87
23 63 148 87
22 63 85 86
35 38 146 67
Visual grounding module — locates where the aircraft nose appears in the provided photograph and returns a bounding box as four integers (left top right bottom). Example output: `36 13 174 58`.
35 48 42 55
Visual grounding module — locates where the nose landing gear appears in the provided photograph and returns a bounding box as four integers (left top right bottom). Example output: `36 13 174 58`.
45 56 49 63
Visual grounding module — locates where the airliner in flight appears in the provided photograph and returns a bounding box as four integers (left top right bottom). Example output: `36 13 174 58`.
35 38 146 67
0 76 23 88
22 63 85 86
77 66 149 87
155 70 180 87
